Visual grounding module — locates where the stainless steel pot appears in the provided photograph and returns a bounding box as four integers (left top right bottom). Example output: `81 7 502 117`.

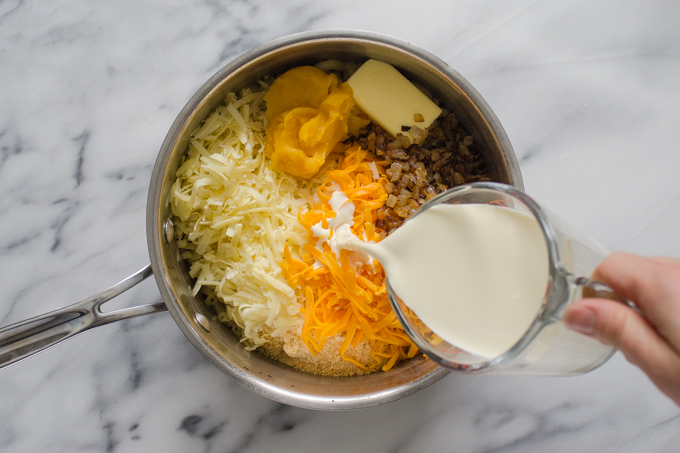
0 30 523 410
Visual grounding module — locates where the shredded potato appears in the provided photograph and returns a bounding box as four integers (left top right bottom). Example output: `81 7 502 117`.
170 87 320 349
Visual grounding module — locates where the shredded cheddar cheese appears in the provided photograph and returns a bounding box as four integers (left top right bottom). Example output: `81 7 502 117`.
281 144 419 371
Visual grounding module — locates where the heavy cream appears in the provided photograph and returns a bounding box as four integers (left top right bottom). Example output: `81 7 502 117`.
336 203 550 359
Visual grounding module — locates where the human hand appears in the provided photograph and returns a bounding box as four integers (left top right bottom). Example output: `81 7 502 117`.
563 252 680 407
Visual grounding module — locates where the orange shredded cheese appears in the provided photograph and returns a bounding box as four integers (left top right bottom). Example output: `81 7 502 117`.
281 144 419 371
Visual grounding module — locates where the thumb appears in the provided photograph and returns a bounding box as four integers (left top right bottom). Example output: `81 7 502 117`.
564 298 680 395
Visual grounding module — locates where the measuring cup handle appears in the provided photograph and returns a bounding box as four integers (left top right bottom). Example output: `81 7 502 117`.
574 277 643 316
0 265 167 370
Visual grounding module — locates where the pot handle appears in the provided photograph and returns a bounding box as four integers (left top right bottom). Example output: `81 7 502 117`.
0 265 168 370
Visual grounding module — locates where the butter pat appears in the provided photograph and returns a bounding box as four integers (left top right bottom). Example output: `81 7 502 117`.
347 59 441 144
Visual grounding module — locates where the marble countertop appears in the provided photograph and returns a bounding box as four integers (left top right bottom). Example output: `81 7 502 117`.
1 0 679 451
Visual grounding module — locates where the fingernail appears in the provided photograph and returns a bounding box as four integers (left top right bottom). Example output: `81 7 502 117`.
565 307 597 335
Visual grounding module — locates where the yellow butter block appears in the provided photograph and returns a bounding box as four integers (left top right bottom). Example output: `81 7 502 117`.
347 59 442 144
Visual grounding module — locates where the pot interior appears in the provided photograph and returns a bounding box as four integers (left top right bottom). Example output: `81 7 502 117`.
147 31 521 410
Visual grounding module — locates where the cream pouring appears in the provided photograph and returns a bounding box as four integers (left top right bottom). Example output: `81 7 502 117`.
336 203 550 359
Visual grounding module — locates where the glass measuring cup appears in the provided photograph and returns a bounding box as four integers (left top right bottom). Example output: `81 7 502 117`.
388 182 633 376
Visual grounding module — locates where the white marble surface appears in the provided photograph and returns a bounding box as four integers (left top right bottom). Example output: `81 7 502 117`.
1 0 679 451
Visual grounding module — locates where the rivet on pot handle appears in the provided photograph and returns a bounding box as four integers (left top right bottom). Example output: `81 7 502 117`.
0 265 167 370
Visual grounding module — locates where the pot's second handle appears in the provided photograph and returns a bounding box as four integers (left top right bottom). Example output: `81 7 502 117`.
0 265 167 370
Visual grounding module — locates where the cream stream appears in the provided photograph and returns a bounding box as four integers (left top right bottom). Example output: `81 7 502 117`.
336 203 550 359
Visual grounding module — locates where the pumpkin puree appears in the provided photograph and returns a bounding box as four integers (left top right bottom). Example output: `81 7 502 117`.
263 66 367 179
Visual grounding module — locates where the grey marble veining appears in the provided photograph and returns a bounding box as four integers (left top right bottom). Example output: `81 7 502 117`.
1 0 679 452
